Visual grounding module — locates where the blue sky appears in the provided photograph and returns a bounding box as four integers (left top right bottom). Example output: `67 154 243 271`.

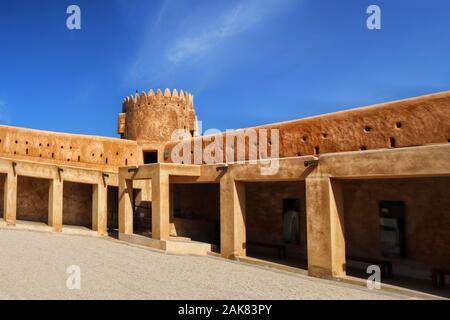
0 0 449 137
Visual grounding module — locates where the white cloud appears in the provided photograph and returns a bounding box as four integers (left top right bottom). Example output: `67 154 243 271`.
167 0 289 64
153 0 171 30
123 0 296 88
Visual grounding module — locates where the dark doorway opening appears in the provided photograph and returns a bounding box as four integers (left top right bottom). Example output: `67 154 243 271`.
107 186 119 237
283 198 300 213
143 151 158 164
0 173 6 220
133 187 152 237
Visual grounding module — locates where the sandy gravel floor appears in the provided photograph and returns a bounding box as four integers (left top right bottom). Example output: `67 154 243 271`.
0 229 408 300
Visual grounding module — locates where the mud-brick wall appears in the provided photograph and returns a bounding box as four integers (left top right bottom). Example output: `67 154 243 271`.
165 91 450 163
170 184 220 244
245 182 307 260
343 177 450 269
0 125 139 170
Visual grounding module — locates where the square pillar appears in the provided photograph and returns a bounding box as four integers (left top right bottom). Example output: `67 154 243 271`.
152 172 170 240
220 173 246 259
92 183 108 236
119 174 133 235
48 178 63 232
306 176 346 279
3 173 17 225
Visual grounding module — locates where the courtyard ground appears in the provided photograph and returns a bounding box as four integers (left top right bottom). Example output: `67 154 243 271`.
0 229 413 300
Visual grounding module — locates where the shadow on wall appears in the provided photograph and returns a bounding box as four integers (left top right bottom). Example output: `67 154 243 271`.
107 186 119 232
245 181 308 263
170 183 220 245
0 175 94 228
0 173 4 219
63 181 92 228
343 177 450 277
17 176 50 223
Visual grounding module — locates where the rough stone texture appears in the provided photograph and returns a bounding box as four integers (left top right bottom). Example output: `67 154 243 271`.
0 229 404 300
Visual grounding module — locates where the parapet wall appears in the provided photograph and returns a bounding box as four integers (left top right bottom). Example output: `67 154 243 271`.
164 91 450 163
0 125 139 171
2 90 449 169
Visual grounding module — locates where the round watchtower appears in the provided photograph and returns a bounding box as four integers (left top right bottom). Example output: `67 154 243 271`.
118 88 198 162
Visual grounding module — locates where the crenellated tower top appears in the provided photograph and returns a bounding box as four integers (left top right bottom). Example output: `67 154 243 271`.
122 88 195 111
118 88 198 158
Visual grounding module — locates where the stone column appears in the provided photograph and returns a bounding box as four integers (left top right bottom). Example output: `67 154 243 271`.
48 178 63 232
92 183 108 236
118 173 133 235
220 173 246 259
152 171 170 240
306 176 346 279
3 172 17 225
